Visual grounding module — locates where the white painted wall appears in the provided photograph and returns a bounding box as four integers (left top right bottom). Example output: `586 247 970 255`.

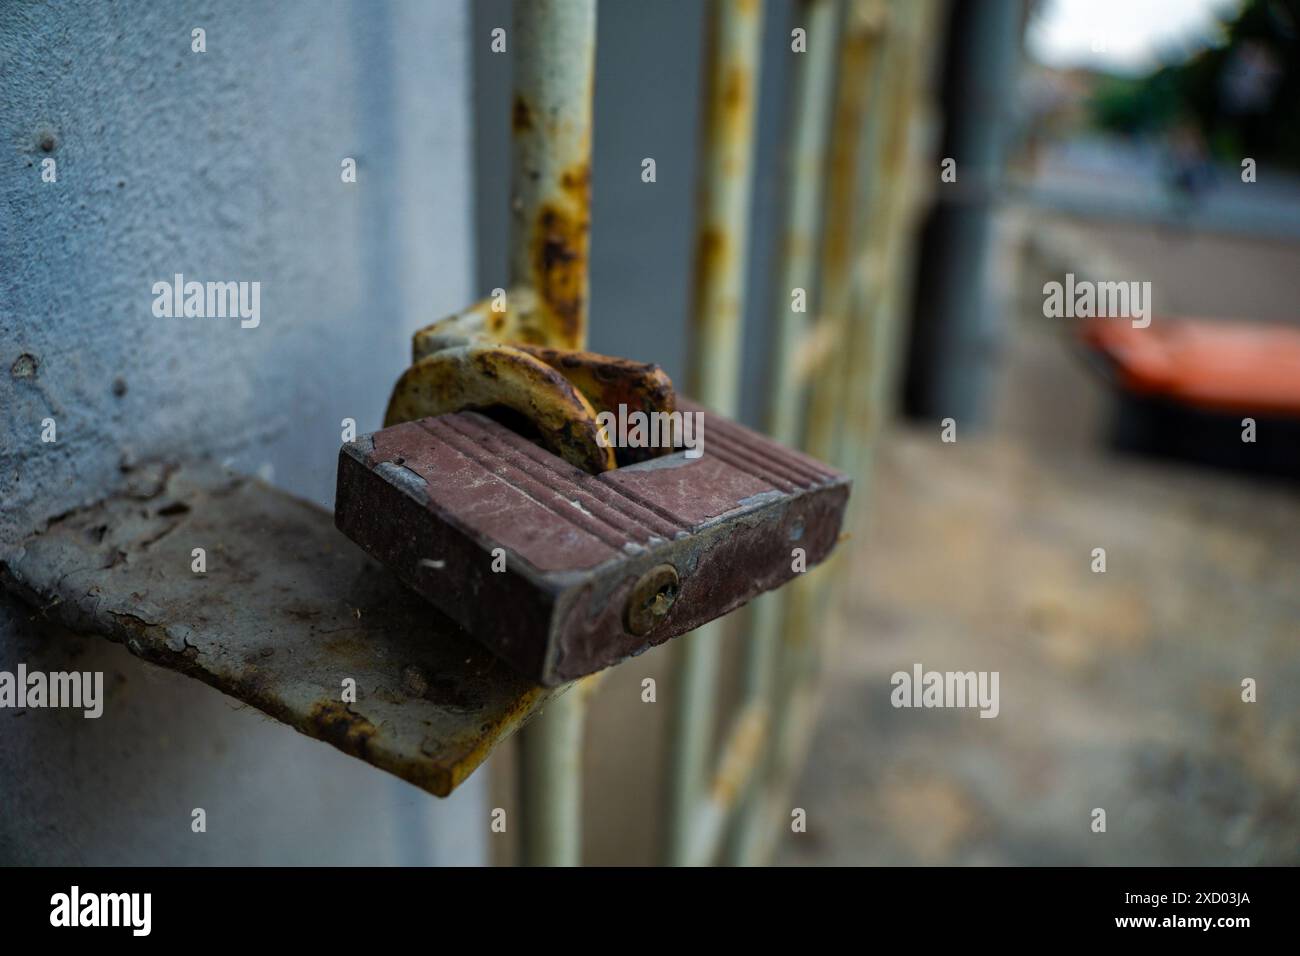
0 0 484 864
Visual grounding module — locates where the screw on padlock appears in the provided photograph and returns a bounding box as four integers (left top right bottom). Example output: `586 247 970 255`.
625 564 680 636
334 290 850 686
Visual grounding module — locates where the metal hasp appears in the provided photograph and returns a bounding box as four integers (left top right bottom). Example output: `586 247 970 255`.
388 290 676 474
334 405 850 687
0 464 558 798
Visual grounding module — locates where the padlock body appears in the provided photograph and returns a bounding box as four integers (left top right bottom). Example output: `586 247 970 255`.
335 403 849 685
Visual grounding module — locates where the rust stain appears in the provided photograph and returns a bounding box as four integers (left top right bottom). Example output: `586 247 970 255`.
516 346 676 465
531 195 589 348
821 27 876 290
519 347 674 415
692 227 730 325
697 227 728 275
511 94 534 134
444 685 551 793
559 162 590 199
308 700 378 759
720 65 751 135
709 705 767 808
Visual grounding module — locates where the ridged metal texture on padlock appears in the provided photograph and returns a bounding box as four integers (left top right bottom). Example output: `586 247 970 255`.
335 402 849 686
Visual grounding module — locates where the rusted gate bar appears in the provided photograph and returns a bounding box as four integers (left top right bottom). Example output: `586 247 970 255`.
511 0 597 868
801 0 885 465
726 0 844 865
750 0 938 863
766 0 885 785
835 0 935 500
664 0 765 867
741 0 892 862
508 0 596 350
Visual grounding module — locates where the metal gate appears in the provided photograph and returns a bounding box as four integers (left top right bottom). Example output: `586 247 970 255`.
505 0 943 866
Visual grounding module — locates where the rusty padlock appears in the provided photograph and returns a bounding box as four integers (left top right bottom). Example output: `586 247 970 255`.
334 291 850 686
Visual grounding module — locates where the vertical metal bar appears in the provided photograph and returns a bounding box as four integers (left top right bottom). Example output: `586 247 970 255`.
832 0 912 491
802 0 885 466
837 0 937 496
517 686 584 866
764 0 842 450
512 0 597 868
732 0 886 864
775 0 883 697
798 0 889 664
508 0 597 350
746 0 936 865
665 0 764 867
727 0 843 865
788 2 917 743
685 0 765 416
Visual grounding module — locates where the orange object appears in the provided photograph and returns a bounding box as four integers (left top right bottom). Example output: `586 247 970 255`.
1080 316 1300 417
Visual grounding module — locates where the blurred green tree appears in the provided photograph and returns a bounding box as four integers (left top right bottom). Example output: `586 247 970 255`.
1091 0 1300 169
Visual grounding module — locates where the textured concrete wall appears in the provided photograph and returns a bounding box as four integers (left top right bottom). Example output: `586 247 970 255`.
0 0 485 864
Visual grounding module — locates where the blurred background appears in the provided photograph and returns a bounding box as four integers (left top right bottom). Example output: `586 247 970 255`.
3 0 1298 865
479 0 1300 865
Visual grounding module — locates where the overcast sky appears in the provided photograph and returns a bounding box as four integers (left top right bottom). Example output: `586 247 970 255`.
1027 0 1243 75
